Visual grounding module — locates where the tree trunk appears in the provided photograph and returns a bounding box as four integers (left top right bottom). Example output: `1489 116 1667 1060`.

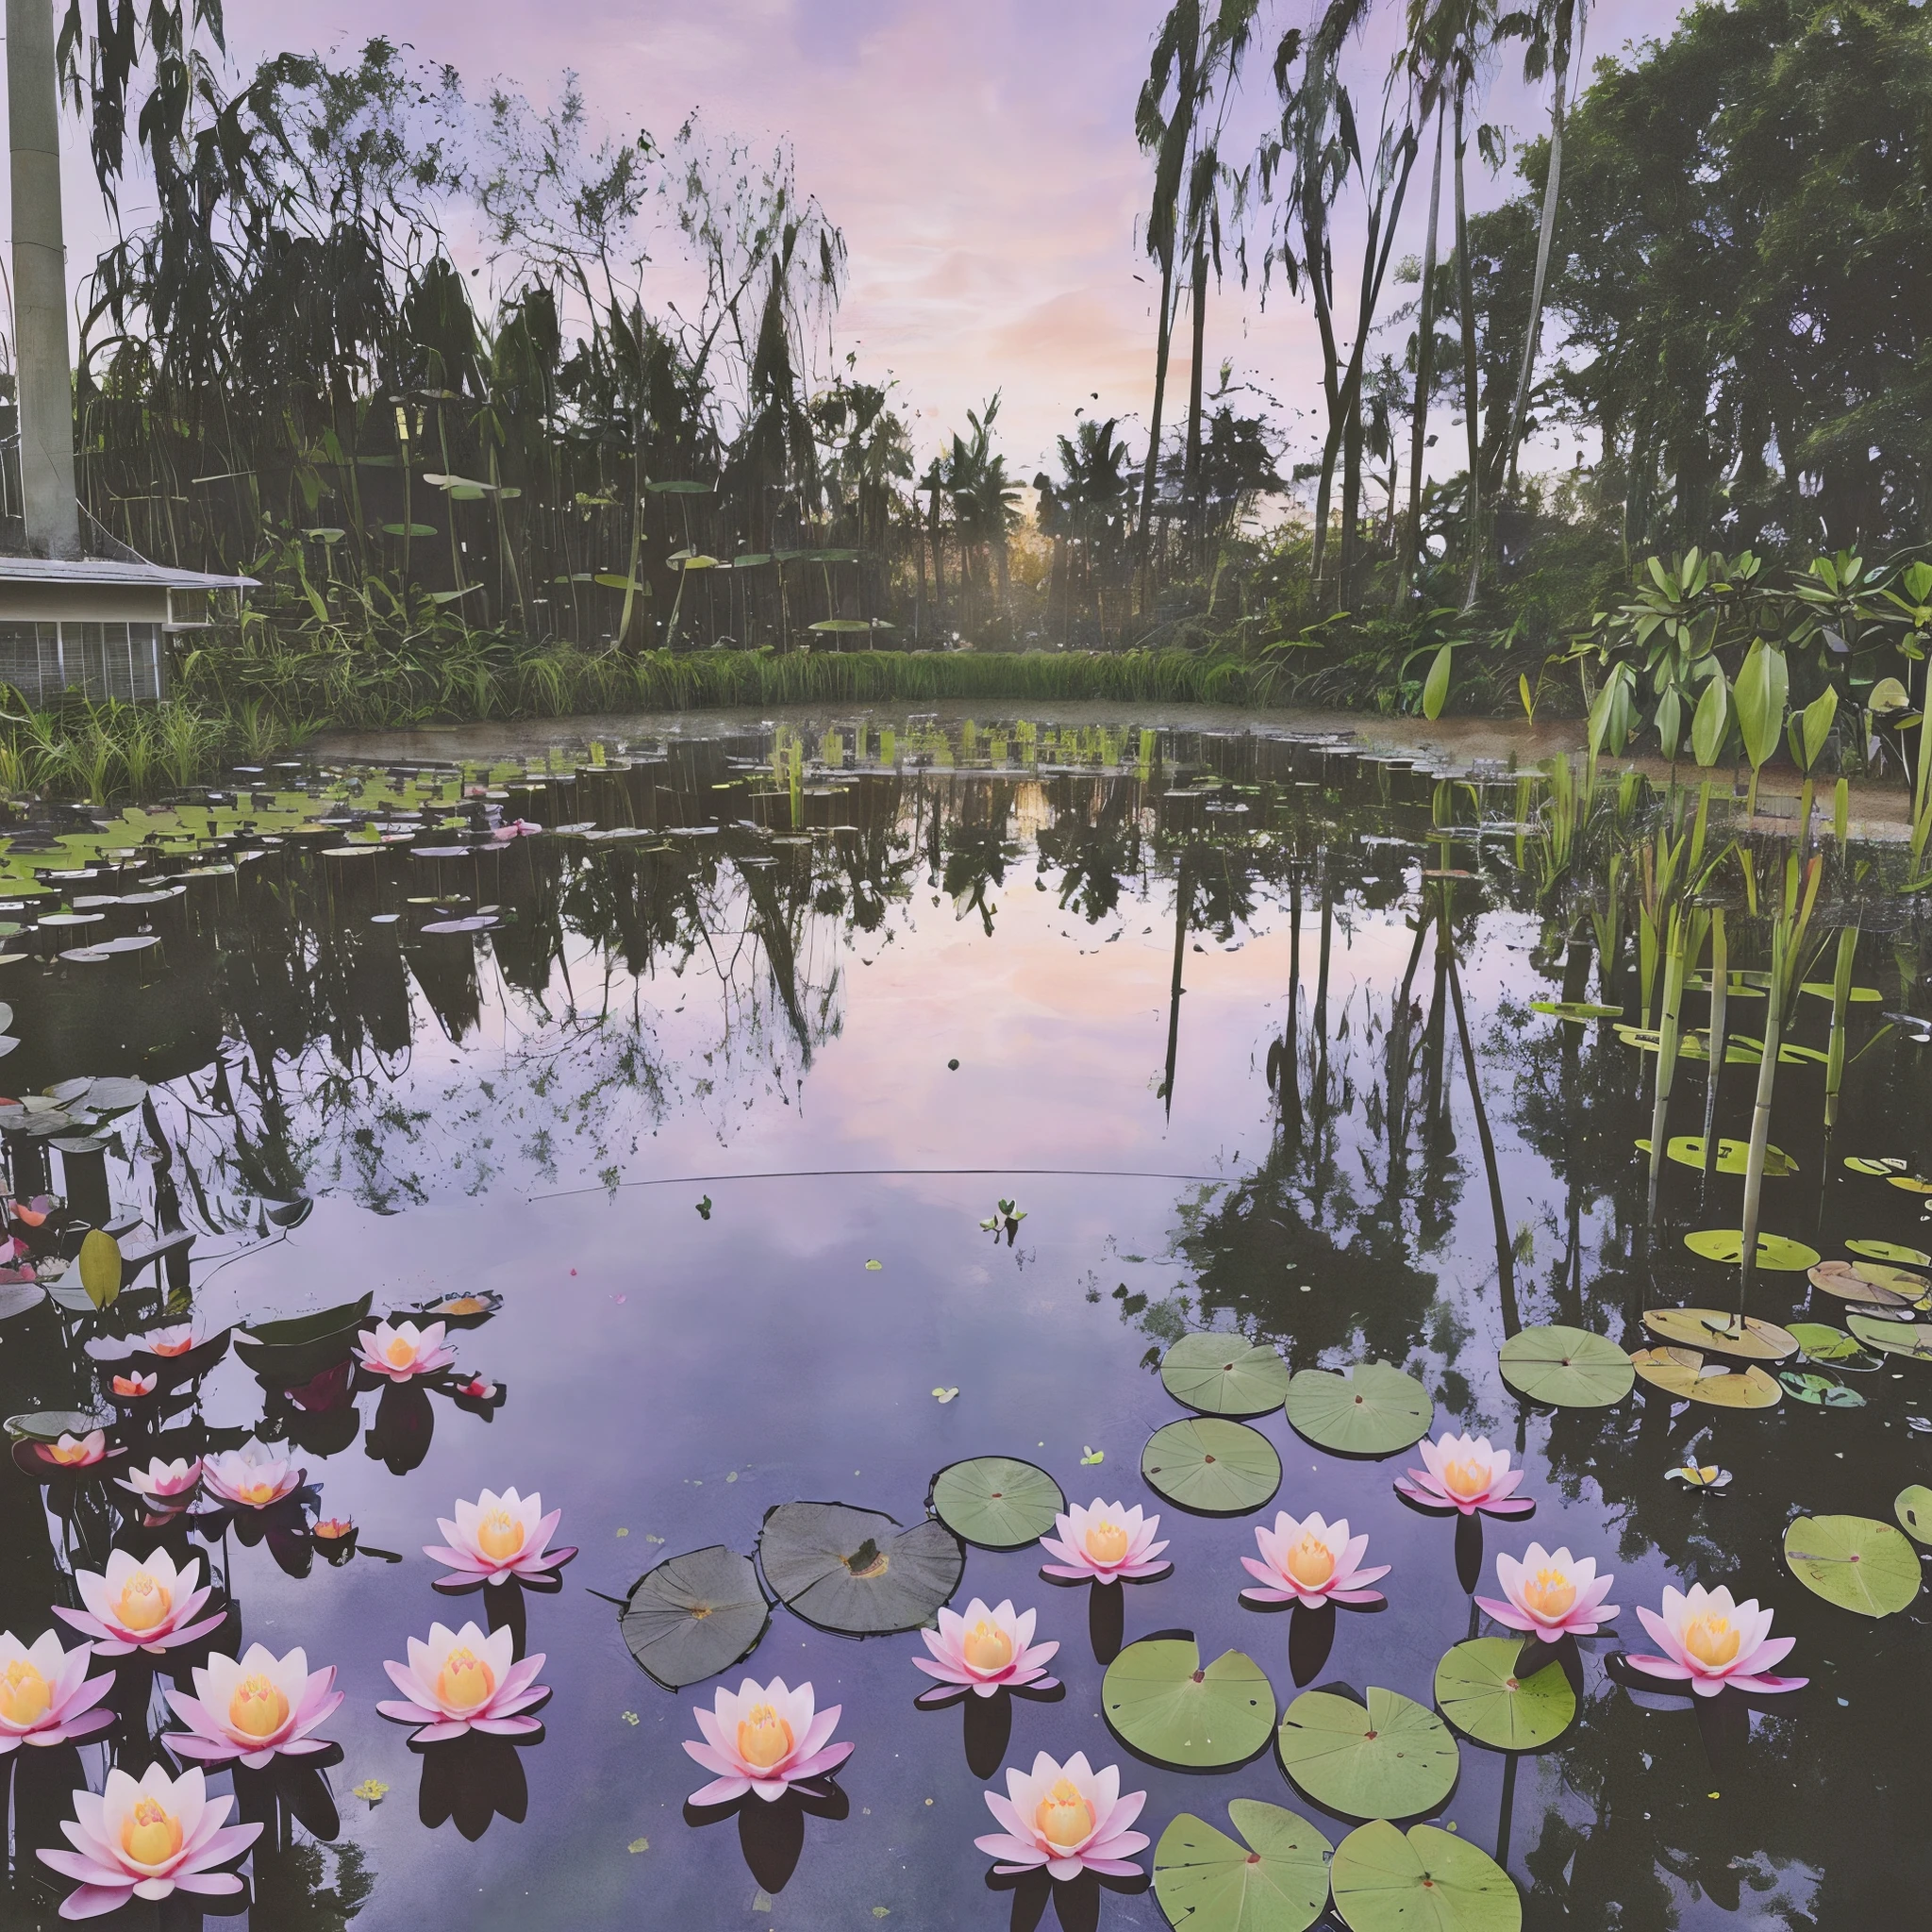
1398 107 1446 608
1135 247 1178 615
1184 228 1209 568
1455 92 1484 611
1504 40 1571 496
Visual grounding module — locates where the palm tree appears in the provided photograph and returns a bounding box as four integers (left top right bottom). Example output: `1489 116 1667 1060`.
1036 415 1133 644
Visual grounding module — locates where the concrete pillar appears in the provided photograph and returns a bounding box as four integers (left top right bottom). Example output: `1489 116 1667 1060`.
7 0 81 559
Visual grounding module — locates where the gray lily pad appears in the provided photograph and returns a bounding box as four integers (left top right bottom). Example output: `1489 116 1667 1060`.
929 1457 1064 1550
1783 1514 1922 1617
758 1500 962 1635
0 1282 45 1321
1284 1362 1433 1457
1498 1326 1633 1407
1276 1687 1458 1821
1141 1417 1282 1515
1432 1639 1575 1751
1103 1634 1276 1769
1160 1333 1292 1417
1152 1801 1333 1932
1329 1821 1521 1932
4 1408 103 1442
621 1545 770 1690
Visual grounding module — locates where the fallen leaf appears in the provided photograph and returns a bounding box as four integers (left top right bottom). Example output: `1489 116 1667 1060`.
352 1779 389 1804
865 1258 883 1271
932 1387 959 1404
628 1838 650 1855
622 1711 640 1726
1080 1445 1105 1465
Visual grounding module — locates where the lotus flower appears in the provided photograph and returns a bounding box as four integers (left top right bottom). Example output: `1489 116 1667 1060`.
36 1762 260 1920
314 1516 355 1541
54 1548 224 1656
165 1643 342 1767
356 1319 455 1384
135 1324 206 1360
377 1621 548 1741
200 1441 304 1512
424 1487 575 1591
108 1369 158 1400
492 819 541 840
1241 1510 1390 1607
1626 1583 1805 1697
117 1457 202 1509
975 1751 1149 1879
682 1675 853 1805
1040 1500 1170 1583
913 1599 1060 1702
1476 1542 1618 1638
33 1432 113 1471
1666 1462 1732 1490
1397 1433 1535 1518
0 1630 114 1752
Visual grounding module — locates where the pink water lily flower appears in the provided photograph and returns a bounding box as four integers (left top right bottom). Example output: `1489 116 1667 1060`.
1476 1542 1618 1638
1626 1583 1806 1697
1241 1510 1390 1608
377 1621 548 1742
492 819 541 840
914 1598 1060 1702
0 1630 115 1752
117 1456 202 1509
1040 1499 1170 1583
135 1324 207 1360
1397 1433 1535 1518
55 1548 224 1657
33 1432 113 1471
37 1762 260 1920
108 1371 158 1400
165 1642 342 1768
201 1441 305 1511
976 1750 1149 1880
424 1487 576 1591
356 1318 456 1384
683 1676 854 1805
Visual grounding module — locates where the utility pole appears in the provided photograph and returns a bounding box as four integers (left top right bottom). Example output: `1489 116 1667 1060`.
7 0 81 558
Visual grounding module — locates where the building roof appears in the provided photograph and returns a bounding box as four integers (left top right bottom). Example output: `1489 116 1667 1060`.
0 556 258 591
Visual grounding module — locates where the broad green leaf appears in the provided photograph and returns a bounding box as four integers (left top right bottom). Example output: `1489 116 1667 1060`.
1783 1514 1922 1616
1735 639 1789 772
1630 1347 1783 1407
1153 1802 1332 1932
757 1501 962 1635
1796 982 1882 1002
1498 1325 1634 1407
621 1545 769 1690
1276 1688 1458 1821
1103 1636 1275 1770
1683 1229 1820 1271
1141 1417 1281 1515
1433 1639 1574 1751
1896 1486 1932 1544
1329 1821 1521 1932
1159 1333 1291 1417
1846 1239 1931 1265
1422 644 1452 722
1790 686 1839 773
1845 1313 1932 1360
1284 1361 1433 1457
77 1230 122 1309
1690 670 1730 768
1633 1136 1794 1177
929 1457 1063 1550
380 521 438 538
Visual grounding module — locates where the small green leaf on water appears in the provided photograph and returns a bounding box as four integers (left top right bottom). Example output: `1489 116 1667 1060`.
621 1710 640 1725
1530 1000 1622 1022
1778 1371 1865 1407
1783 1514 1922 1616
77 1230 122 1309
1081 1445 1105 1464
628 1838 650 1854
1788 1324 1874 1367
1843 1157 1907 1176
352 1779 389 1804
694 1195 712 1219
1895 1486 1932 1543
865 1258 883 1270
931 1387 959 1404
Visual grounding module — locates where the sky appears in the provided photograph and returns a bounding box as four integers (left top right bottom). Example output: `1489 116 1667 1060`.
9 0 1692 487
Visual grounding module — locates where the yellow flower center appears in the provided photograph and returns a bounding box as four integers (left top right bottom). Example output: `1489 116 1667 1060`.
314 1518 353 1540
385 1336 417 1368
116 1572 172 1632
1521 1567 1576 1621
0 1657 52 1726
228 1673 291 1739
236 1478 279 1507
961 1620 1014 1673
442 1296 486 1315
736 1704 794 1771
1285 1534 1336 1590
1442 1458 1491 1501
120 1796 183 1868
1084 1520 1130 1566
476 1509 525 1561
1034 1777 1095 1849
45 1441 93 1466
435 1647 496 1711
1682 1614 1741 1668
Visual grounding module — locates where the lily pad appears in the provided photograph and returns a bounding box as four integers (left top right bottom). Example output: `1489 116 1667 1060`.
1845 1313 1932 1360
1843 1156 1906 1174
1845 1240 1932 1266
1153 1801 1333 1932
1787 1324 1879 1368
1807 1260 1928 1311
1529 1000 1621 1022
1777 1371 1865 1407
1635 1136 1795 1177
1275 1687 1458 1821
1329 1821 1521 1932
1141 1418 1282 1515
1895 1486 1932 1543
1630 1347 1783 1407
4 1408 102 1442
1284 1362 1433 1457
1683 1230 1821 1271
77 1230 122 1308
1432 1639 1576 1751
621 1544 770 1690
235 1294 375 1385
1498 1326 1633 1407
1888 1175 1932 1196
1160 1333 1292 1417
757 1501 962 1636
1783 1514 1922 1617
1641 1308 1798 1361
1104 1635 1276 1770
0 1282 45 1322
929 1457 1064 1550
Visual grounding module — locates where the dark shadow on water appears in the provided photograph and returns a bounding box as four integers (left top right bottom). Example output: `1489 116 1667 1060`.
685 1781 849 1897
987 1864 1148 1932
416 1733 531 1840
483 1578 527 1655
1288 1602 1335 1686
1695 1688 1752 1789
1087 1581 1123 1665
1454 1512 1485 1596
367 1382 434 1474
234 1749 344 1847
963 1689 1014 1779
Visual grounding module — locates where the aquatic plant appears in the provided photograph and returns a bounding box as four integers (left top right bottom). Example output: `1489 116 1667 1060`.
356 1318 457 1383
424 1487 576 1591
1239 1512 1390 1609
1396 1433 1535 1518
165 1644 343 1767
56 1549 223 1656
1625 1583 1805 1695
377 1621 550 1742
975 1750 1149 1879
200 1441 305 1511
116 1457 202 1512
1040 1499 1171 1583
0 1630 115 1752
911 1598 1060 1703
1475 1544 1618 1639
30 1431 112 1470
682 1676 853 1804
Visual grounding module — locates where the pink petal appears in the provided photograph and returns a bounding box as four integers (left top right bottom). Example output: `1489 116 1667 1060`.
683 1740 736 1775
975 1834 1045 1864
38 1849 125 1885
1623 1652 1690 1681
1241 1586 1294 1605
688 1775 751 1806
425 1546 490 1572
472 1715 541 1735
1483 1497 1537 1517
794 1708 841 1759
788 1740 853 1779
1330 1588 1386 1605
53 1881 139 1920
1474 1596 1533 1631
1080 1856 1147 1877
1729 1673 1806 1693
375 1698 439 1724
411 1719 475 1741
1739 1634 1796 1674
170 1872 245 1896
1041 1562 1094 1581
911 1657 972 1684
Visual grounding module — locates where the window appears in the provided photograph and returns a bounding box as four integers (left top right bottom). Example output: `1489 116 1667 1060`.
0 621 165 706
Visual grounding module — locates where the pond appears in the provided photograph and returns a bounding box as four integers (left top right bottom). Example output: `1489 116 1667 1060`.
1 709 1928 1931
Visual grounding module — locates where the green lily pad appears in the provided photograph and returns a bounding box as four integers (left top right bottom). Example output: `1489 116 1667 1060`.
4 1408 103 1442
1329 1821 1521 1932
1843 1157 1907 1176
1777 1371 1865 1407
1895 1486 1932 1544
1783 1514 1922 1617
621 1544 770 1690
1284 1362 1433 1457
1846 1239 1932 1266
1683 1230 1821 1271
1498 1326 1633 1407
757 1501 963 1635
1787 1324 1880 1368
1104 1635 1276 1770
1846 1313 1932 1360
1153 1801 1333 1932
1275 1687 1458 1821
1641 1308 1798 1361
1141 1417 1281 1516
1634 1136 1796 1177
1160 1333 1292 1417
1529 1000 1621 1022
1432 1639 1576 1751
1629 1347 1783 1407
929 1457 1064 1550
